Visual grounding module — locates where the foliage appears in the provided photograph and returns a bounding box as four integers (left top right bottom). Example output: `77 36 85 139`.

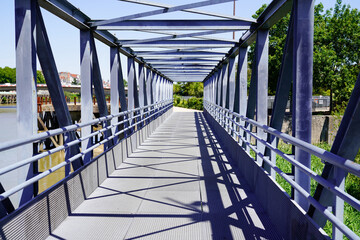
37 71 46 84
250 1 360 112
173 95 203 110
173 82 203 98
275 140 360 238
0 67 16 84
0 67 47 84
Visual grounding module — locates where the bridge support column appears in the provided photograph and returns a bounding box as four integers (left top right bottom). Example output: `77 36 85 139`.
15 0 37 207
110 47 122 143
255 30 269 165
80 30 94 163
293 0 314 211
127 57 140 133
236 48 248 146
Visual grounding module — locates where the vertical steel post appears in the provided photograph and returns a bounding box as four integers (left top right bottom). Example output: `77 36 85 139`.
293 0 314 210
80 30 93 163
147 70 154 105
15 0 37 206
138 63 147 127
110 47 120 142
255 30 269 165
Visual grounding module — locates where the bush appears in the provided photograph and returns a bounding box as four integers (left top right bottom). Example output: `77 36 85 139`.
173 95 203 110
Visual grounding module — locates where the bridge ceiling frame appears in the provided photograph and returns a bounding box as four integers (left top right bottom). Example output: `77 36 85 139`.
5 0 360 239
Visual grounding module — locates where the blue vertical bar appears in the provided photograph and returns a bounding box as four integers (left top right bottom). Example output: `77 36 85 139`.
147 70 154 105
110 47 120 143
36 4 82 171
222 63 229 108
256 30 269 165
15 0 37 206
127 57 136 132
80 30 93 163
293 0 314 211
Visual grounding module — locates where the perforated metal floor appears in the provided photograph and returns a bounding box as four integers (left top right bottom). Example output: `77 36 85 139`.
47 109 283 240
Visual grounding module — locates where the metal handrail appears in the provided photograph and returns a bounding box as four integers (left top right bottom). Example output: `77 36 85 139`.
203 100 360 240
0 100 169 152
0 100 172 201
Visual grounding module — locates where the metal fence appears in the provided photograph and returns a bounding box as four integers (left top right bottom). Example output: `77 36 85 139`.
204 100 360 240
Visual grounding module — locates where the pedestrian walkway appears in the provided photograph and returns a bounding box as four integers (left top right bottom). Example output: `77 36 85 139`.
48 109 282 239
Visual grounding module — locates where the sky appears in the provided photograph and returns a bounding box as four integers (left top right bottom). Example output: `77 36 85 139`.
0 0 359 82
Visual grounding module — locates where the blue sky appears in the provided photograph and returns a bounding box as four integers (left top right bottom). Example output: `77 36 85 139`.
0 0 359 82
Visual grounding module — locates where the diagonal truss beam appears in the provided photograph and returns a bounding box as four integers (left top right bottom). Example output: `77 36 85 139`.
122 30 238 45
92 0 237 27
95 20 251 31
117 0 255 22
121 39 235 48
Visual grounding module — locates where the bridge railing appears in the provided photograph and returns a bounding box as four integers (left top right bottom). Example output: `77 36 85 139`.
0 100 172 209
204 100 360 240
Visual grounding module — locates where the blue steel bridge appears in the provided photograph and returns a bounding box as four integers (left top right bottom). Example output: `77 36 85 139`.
0 0 359 239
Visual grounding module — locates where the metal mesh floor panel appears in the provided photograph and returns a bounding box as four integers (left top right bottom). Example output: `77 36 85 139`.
47 111 283 240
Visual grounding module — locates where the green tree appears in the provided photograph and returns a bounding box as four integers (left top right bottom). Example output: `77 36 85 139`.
251 1 360 112
249 4 290 95
0 67 16 84
37 70 46 84
313 1 360 112
173 82 203 97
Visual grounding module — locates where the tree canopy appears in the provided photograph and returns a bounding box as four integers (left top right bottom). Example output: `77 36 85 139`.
0 67 46 84
173 82 203 98
250 0 360 112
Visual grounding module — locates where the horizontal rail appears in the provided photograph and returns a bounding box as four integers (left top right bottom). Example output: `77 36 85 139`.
203 100 360 240
0 101 166 152
0 101 172 201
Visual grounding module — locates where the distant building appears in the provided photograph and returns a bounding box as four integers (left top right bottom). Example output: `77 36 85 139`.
59 72 80 85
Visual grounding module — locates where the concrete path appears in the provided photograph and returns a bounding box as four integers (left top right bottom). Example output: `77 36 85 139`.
48 110 282 239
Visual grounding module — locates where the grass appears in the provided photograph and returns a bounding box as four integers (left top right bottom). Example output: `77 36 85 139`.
274 141 360 239
247 138 359 238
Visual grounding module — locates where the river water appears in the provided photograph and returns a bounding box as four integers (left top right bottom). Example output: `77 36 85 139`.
0 106 66 201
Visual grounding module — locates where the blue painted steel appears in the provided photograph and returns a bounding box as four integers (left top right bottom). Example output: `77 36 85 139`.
221 63 228 108
117 0 255 22
15 0 37 206
265 9 294 179
293 0 314 211
204 101 360 240
126 30 235 45
310 73 360 237
110 47 120 142
255 30 269 165
96 20 252 31
36 4 83 170
93 0 238 26
80 30 94 163
89 34 113 149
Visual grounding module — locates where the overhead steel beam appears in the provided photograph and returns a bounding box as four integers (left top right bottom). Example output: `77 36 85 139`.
96 20 252 31
125 29 237 44
136 50 225 57
93 0 237 26
37 0 171 81
155 67 213 70
136 51 225 57
135 48 229 54
117 0 255 22
204 0 292 82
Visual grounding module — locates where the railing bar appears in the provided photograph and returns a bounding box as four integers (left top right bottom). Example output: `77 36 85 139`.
0 101 168 152
0 102 172 201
